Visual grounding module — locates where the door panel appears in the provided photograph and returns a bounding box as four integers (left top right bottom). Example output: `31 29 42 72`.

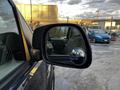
24 61 48 90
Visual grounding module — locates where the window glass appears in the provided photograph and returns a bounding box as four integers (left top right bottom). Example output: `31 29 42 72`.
0 0 24 81
49 26 69 39
0 0 18 34
94 30 105 34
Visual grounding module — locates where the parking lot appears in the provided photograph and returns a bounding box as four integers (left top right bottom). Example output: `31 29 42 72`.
55 38 120 90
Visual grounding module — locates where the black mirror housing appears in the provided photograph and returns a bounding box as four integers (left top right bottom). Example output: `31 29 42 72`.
33 23 92 69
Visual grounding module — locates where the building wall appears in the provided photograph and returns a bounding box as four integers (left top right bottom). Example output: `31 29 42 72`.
16 4 58 25
93 20 120 32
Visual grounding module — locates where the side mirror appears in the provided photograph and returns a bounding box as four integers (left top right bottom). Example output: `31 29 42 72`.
33 23 92 69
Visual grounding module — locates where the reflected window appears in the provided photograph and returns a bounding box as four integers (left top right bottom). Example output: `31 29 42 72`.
49 27 69 39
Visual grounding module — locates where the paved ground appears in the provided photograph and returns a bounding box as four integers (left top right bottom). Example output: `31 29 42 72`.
55 38 120 90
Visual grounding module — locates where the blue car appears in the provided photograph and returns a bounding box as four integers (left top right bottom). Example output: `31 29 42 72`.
88 29 111 43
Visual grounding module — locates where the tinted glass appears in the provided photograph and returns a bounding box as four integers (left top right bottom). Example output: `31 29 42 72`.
94 30 105 34
0 0 24 81
49 27 69 39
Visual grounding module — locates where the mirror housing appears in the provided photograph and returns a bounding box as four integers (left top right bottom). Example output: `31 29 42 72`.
33 23 92 69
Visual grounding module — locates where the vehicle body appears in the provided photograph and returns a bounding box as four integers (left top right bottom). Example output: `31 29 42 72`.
0 0 54 90
88 29 111 43
0 0 92 90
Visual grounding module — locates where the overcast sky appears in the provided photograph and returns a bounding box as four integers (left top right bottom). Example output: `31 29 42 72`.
13 0 120 19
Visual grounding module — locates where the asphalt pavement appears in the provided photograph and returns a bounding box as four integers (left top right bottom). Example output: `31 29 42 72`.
55 38 120 90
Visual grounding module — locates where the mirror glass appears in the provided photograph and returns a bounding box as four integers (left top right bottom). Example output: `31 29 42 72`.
45 26 87 65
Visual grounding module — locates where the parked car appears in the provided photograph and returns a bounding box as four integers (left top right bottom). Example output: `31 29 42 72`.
0 0 92 90
88 29 111 43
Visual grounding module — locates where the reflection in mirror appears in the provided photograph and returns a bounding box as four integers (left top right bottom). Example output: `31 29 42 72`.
45 26 87 65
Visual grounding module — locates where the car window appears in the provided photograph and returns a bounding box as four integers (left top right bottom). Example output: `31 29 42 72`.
0 1 18 34
0 0 25 81
49 26 69 39
94 30 105 34
89 26 101 29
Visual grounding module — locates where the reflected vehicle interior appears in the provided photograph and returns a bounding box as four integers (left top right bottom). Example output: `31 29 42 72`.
0 32 25 81
46 26 87 65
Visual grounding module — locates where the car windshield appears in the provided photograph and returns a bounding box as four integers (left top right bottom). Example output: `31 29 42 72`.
94 30 105 34
89 26 101 29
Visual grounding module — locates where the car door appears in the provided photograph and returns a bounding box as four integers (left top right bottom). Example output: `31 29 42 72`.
0 0 55 90
14 2 54 90
0 0 32 89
